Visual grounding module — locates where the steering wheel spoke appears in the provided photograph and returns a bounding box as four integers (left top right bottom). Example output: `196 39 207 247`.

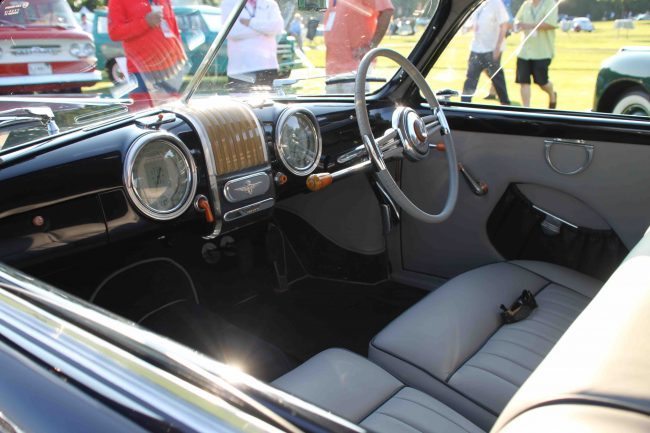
354 47 459 224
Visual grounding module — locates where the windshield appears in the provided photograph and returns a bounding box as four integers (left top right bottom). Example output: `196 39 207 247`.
0 0 78 28
0 0 436 152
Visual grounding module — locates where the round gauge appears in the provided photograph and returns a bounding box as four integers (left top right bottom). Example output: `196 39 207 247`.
275 107 322 176
124 132 197 220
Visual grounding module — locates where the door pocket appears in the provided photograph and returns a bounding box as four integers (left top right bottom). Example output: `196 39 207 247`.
487 184 628 280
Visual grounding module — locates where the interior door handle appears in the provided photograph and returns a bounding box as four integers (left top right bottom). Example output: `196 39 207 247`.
544 138 594 175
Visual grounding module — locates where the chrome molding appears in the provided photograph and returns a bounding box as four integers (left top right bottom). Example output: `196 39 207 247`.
0 281 281 433
0 265 365 433
275 107 322 176
175 109 223 239
123 131 198 221
223 198 275 222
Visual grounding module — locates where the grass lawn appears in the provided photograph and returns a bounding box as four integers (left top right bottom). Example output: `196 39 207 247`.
429 20 650 111
298 20 650 111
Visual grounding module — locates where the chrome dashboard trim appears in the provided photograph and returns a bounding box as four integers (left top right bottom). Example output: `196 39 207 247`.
274 107 322 176
224 172 271 203
174 109 223 239
223 198 275 222
123 131 198 221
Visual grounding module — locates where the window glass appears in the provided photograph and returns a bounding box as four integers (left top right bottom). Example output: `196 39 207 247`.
194 0 441 97
427 0 650 118
97 16 108 34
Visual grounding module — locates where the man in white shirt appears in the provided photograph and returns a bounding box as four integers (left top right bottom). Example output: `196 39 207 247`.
461 0 511 105
221 0 284 90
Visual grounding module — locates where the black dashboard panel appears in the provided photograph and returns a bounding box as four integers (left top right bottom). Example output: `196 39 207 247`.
0 98 396 267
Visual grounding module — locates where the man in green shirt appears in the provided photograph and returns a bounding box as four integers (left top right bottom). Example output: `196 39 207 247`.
514 0 558 108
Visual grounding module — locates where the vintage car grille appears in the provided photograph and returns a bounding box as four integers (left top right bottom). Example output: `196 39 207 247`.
179 100 267 175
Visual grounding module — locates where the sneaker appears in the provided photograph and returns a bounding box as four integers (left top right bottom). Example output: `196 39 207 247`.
549 92 557 109
483 94 497 100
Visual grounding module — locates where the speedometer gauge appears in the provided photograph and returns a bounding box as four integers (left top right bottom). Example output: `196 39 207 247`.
275 107 322 176
124 132 197 221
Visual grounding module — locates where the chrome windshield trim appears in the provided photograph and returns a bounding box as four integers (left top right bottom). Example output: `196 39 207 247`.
181 0 248 103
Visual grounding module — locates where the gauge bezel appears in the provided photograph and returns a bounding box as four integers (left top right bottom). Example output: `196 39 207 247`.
123 131 198 221
275 107 322 176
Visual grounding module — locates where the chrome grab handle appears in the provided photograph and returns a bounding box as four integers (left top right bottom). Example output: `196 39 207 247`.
544 138 594 176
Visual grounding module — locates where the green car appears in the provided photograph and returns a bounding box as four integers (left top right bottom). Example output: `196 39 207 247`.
593 46 650 117
92 6 297 83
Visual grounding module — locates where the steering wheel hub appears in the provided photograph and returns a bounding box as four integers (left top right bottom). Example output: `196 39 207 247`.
392 107 430 161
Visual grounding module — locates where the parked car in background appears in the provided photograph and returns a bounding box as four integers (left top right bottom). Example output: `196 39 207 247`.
572 17 594 32
635 12 650 20
593 46 650 117
0 0 101 93
93 6 297 83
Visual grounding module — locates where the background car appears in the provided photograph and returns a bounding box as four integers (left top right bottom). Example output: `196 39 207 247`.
93 6 297 83
593 46 650 117
0 0 101 93
572 16 594 32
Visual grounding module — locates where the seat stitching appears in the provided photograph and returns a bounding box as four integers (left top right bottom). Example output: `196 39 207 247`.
533 307 577 324
460 364 521 388
369 342 499 416
540 287 590 305
489 338 546 358
525 317 568 333
475 351 534 372
507 261 598 298
537 298 584 316
445 281 552 382
500 326 555 343
392 396 475 433
358 385 405 424
370 412 423 433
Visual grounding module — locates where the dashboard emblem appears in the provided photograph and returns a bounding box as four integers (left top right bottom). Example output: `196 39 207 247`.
224 173 271 203
235 180 262 196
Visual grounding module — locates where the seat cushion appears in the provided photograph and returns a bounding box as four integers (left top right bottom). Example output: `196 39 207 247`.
273 348 483 433
369 261 601 430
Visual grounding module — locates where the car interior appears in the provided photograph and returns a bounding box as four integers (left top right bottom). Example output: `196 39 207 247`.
1 0 649 431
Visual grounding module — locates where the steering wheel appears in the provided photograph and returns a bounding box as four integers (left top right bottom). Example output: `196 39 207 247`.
355 48 458 223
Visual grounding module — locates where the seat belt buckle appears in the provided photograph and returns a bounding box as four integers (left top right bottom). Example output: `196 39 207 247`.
500 290 538 324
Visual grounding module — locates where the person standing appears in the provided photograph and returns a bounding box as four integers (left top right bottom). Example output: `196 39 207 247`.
514 0 558 108
289 13 303 51
108 0 187 107
80 13 93 34
221 0 284 90
461 0 511 105
323 0 394 93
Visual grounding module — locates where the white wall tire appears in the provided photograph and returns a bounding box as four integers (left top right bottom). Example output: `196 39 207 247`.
612 91 650 117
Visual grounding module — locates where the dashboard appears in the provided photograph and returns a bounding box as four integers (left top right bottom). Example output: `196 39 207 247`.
0 97 396 267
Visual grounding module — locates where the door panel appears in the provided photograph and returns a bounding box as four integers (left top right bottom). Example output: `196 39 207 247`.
400 111 650 279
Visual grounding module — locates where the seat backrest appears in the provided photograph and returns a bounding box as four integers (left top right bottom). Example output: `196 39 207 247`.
492 228 650 432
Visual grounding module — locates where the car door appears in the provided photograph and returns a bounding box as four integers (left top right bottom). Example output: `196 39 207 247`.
396 0 650 281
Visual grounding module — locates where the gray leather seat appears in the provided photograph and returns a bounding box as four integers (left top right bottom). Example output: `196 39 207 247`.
493 233 650 432
273 348 483 433
369 260 602 430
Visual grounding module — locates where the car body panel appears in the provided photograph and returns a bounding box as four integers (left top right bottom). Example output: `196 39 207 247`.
0 0 101 92
593 47 650 113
